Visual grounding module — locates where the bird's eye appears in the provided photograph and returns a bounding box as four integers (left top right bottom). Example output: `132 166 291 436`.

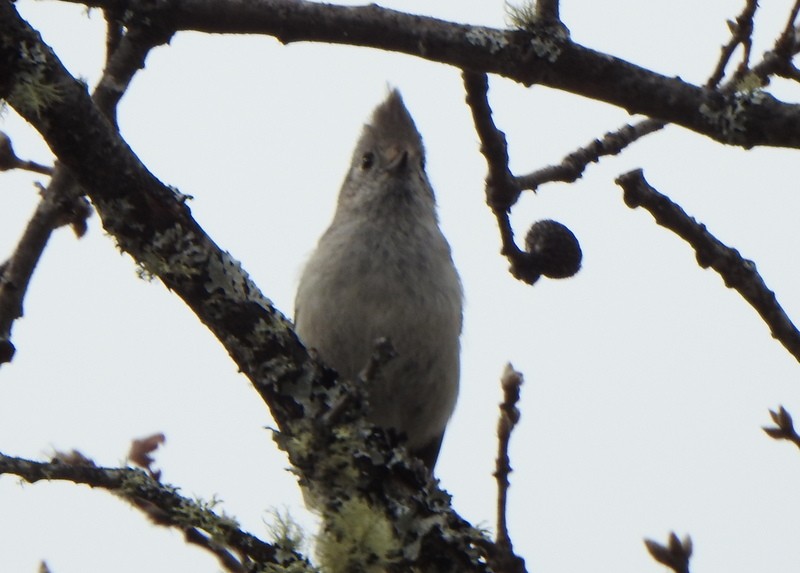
361 152 375 170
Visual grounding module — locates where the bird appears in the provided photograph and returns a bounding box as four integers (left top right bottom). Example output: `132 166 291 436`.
294 90 463 471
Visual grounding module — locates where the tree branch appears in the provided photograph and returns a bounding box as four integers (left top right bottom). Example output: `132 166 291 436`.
534 0 560 23
763 406 800 450
515 118 666 191
462 71 582 285
616 169 800 363
644 532 693 573
737 0 800 85
0 0 315 419
0 6 497 571
0 0 167 363
0 131 53 175
0 169 89 364
53 0 800 149
0 451 310 572
93 10 174 122
462 71 535 283
492 364 525 573
706 0 758 89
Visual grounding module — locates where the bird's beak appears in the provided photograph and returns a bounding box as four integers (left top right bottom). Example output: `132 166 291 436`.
385 146 410 173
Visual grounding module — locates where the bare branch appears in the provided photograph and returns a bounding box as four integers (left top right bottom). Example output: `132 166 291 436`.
515 1 793 198
493 364 524 572
462 71 551 285
0 9 497 570
103 6 123 59
706 0 758 89
502 1 771 196
48 0 800 149
0 451 310 571
773 0 800 65
505 0 566 37
461 72 518 213
0 131 53 175
745 0 800 85
462 72 582 285
0 170 90 364
0 1 165 361
763 406 800 450
644 532 693 573
184 528 247 573
515 118 665 191
93 13 174 123
319 338 395 430
535 0 560 23
616 169 800 363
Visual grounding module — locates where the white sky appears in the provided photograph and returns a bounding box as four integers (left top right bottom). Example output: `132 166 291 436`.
1 1 799 572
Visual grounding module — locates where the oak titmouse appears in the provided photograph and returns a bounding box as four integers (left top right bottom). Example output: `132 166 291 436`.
294 90 462 470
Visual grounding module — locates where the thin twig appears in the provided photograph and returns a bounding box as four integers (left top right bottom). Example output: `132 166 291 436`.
746 0 800 84
184 528 247 573
774 0 800 61
706 0 758 89
0 450 311 571
644 532 693 573
494 364 523 550
0 131 53 175
535 0 559 23
462 71 545 284
103 6 123 59
357 337 397 384
616 169 800 363
0 169 90 364
515 118 665 191
93 18 174 123
0 5 167 364
522 1 768 191
0 7 515 570
763 406 800 450
14 160 53 175
462 71 519 213
319 337 396 429
487 365 527 573
503 0 800 197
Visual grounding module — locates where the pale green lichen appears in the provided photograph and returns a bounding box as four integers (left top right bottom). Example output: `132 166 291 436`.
277 420 315 468
735 72 766 94
284 417 368 515
206 251 248 298
259 558 316 573
465 28 510 55
315 497 400 573
6 42 64 119
528 35 562 62
133 224 203 280
699 88 766 141
266 509 306 554
504 0 537 29
117 472 239 540
135 263 157 282
117 468 163 497
251 316 292 343
173 494 241 537
504 0 567 62
264 508 315 573
206 250 274 309
324 425 367 484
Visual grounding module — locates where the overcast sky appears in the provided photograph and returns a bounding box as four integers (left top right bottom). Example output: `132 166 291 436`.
1 1 799 572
